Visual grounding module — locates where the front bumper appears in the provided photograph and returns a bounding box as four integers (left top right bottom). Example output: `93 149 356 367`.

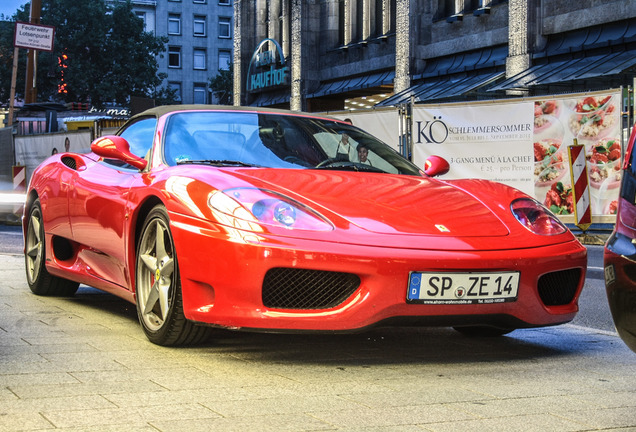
170 212 587 332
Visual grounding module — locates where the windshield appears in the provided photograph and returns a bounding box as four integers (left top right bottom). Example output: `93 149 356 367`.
162 111 422 175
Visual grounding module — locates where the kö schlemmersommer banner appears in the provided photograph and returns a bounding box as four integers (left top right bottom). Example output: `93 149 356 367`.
412 91 622 218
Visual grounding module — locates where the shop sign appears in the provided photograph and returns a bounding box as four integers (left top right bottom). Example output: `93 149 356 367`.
246 39 288 93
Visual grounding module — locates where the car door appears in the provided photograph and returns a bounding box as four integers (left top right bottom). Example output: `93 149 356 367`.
68 117 157 289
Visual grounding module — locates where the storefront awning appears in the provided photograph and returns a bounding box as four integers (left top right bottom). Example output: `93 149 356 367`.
307 70 394 98
415 45 508 79
490 19 636 92
374 45 507 107
489 50 636 92
249 91 290 107
376 71 504 107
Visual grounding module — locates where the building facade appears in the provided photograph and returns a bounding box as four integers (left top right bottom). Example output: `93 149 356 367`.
233 0 636 112
118 0 234 104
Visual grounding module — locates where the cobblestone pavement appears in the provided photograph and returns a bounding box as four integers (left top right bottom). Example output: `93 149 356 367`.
1 253 635 432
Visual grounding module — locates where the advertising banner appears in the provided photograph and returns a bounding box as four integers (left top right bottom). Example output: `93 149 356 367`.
331 109 400 152
15 132 91 182
412 90 622 219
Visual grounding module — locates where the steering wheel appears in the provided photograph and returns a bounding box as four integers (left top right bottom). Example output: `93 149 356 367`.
315 158 342 168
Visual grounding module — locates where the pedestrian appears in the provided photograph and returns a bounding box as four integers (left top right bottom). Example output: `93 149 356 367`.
357 144 372 166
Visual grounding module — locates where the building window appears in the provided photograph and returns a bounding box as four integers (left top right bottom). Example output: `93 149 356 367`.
168 46 181 68
373 0 396 35
218 50 231 71
219 0 231 5
194 0 207 3
193 48 207 70
467 0 491 12
354 0 364 42
338 0 346 45
169 82 182 102
219 17 231 38
194 15 206 36
436 0 464 20
136 11 146 28
194 84 207 104
168 14 181 35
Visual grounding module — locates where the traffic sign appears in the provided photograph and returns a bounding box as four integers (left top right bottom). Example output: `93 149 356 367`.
14 22 55 52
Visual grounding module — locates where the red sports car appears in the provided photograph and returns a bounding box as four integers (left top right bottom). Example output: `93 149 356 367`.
604 123 636 353
23 105 587 346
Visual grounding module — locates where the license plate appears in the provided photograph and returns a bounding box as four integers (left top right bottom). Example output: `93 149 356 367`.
407 271 519 304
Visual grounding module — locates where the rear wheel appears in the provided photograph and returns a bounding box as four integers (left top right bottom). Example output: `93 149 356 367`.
453 326 514 337
24 199 79 296
135 205 210 346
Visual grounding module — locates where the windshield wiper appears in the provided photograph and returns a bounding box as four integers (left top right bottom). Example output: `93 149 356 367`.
176 159 261 167
315 160 386 173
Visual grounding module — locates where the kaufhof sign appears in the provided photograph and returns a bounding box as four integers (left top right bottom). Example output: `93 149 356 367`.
246 38 289 93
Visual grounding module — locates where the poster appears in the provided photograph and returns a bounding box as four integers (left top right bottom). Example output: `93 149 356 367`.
533 94 621 216
15 132 91 182
412 91 622 218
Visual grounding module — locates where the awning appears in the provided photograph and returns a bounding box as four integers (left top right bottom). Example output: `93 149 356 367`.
374 45 507 106
307 70 394 98
376 71 504 107
490 19 636 92
249 91 290 107
538 19 636 59
489 49 636 92
415 45 508 79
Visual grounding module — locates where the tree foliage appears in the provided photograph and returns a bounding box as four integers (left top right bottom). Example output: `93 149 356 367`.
208 65 233 105
0 0 170 107
0 5 30 104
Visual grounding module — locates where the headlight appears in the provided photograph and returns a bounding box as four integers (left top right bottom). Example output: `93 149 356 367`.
209 188 333 231
511 198 567 236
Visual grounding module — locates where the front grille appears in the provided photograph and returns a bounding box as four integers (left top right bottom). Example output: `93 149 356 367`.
61 156 77 170
537 268 581 306
262 268 360 309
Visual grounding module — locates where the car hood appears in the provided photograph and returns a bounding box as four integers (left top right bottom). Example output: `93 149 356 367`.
227 169 510 237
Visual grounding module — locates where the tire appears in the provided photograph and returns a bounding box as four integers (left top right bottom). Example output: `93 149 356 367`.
135 205 210 346
453 326 514 337
24 199 79 296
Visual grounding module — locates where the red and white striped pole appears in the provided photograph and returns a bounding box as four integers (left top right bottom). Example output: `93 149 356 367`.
568 140 591 231
12 165 26 216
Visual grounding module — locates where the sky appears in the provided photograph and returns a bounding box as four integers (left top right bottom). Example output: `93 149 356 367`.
0 1 28 19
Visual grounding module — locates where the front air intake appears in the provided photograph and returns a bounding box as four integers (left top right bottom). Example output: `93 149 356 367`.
61 156 77 170
537 268 581 306
262 268 360 309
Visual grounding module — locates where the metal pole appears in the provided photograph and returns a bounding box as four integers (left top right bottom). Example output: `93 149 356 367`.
8 47 19 127
397 104 405 157
24 0 42 104
407 96 413 161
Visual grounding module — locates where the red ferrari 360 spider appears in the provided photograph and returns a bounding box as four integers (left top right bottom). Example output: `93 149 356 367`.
23 105 587 346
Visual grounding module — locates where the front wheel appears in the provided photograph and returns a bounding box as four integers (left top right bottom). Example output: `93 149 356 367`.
24 199 79 296
135 205 210 346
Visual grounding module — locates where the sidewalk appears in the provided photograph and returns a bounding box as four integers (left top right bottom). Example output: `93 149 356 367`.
1 253 636 432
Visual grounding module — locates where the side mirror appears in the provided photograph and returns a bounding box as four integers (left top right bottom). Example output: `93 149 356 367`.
91 135 148 170
424 155 450 177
